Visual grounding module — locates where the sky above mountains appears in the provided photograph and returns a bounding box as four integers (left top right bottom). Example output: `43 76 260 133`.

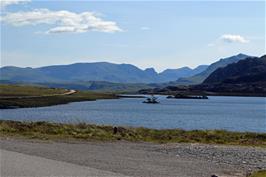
1 0 265 72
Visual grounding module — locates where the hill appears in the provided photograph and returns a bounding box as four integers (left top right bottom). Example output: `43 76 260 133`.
176 53 251 85
196 55 266 94
139 55 266 96
203 55 266 84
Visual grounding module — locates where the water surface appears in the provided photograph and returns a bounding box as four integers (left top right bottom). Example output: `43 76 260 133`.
0 96 265 132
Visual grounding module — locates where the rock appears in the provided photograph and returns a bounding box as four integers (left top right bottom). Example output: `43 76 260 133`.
113 127 118 134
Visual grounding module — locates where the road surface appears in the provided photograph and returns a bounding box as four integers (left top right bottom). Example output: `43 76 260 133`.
1 149 127 177
1 138 265 177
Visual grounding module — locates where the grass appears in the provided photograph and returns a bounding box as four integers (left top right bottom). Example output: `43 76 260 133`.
0 84 117 108
1 120 266 146
249 170 266 177
0 84 66 97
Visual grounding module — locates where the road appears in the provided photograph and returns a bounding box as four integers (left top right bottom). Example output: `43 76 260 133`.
1 149 127 177
1 138 265 177
61 89 76 95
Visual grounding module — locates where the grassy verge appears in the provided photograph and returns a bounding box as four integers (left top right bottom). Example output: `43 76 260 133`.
249 170 266 177
1 120 265 146
0 84 117 108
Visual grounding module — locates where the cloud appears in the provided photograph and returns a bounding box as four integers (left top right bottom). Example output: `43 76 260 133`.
0 0 30 9
220 34 249 43
1 8 123 34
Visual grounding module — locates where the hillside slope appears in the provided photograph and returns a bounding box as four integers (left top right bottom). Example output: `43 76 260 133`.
203 55 266 84
139 55 266 96
176 53 251 84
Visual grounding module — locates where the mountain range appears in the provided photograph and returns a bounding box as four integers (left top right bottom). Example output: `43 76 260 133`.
1 62 207 84
158 65 208 82
139 55 266 96
0 53 252 85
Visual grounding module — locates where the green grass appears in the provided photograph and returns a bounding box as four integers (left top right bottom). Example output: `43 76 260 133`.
0 84 66 97
1 120 266 146
0 84 117 108
249 170 266 177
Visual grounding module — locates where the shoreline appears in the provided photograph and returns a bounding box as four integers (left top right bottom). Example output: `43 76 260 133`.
0 92 118 109
1 93 265 110
1 118 265 134
138 92 266 98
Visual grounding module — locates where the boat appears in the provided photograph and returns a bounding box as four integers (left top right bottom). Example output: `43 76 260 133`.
143 95 160 104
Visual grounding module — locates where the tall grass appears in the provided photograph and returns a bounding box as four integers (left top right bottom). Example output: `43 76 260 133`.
249 170 266 177
1 120 265 146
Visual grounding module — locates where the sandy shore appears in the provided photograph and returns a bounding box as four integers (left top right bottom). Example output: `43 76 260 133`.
1 138 265 177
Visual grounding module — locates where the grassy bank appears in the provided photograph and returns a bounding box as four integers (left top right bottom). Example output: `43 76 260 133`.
1 120 265 146
249 170 266 177
0 84 66 97
0 84 117 108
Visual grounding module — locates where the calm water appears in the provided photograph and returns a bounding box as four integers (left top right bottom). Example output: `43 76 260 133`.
0 96 265 132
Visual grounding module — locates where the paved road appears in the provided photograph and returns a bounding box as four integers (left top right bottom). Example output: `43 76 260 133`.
1 149 127 177
1 139 264 177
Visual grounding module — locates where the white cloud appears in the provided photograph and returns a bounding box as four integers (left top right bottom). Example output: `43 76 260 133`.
1 8 123 34
0 0 30 9
220 34 249 43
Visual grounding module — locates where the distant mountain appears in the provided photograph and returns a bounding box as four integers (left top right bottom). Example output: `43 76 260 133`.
139 55 266 96
176 53 251 85
203 55 266 84
159 65 208 82
0 62 207 84
38 62 163 83
0 66 59 82
1 62 159 83
0 54 254 84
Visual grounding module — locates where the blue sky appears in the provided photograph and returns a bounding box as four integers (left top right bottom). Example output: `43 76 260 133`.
1 1 265 71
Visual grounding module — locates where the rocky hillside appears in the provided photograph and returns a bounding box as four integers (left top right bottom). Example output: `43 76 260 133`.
139 55 266 96
176 53 251 84
203 55 266 84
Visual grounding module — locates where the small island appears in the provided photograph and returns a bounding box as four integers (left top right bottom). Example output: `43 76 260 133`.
167 94 208 99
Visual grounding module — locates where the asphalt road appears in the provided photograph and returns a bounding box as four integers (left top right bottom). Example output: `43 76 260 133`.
1 138 265 177
1 149 127 177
